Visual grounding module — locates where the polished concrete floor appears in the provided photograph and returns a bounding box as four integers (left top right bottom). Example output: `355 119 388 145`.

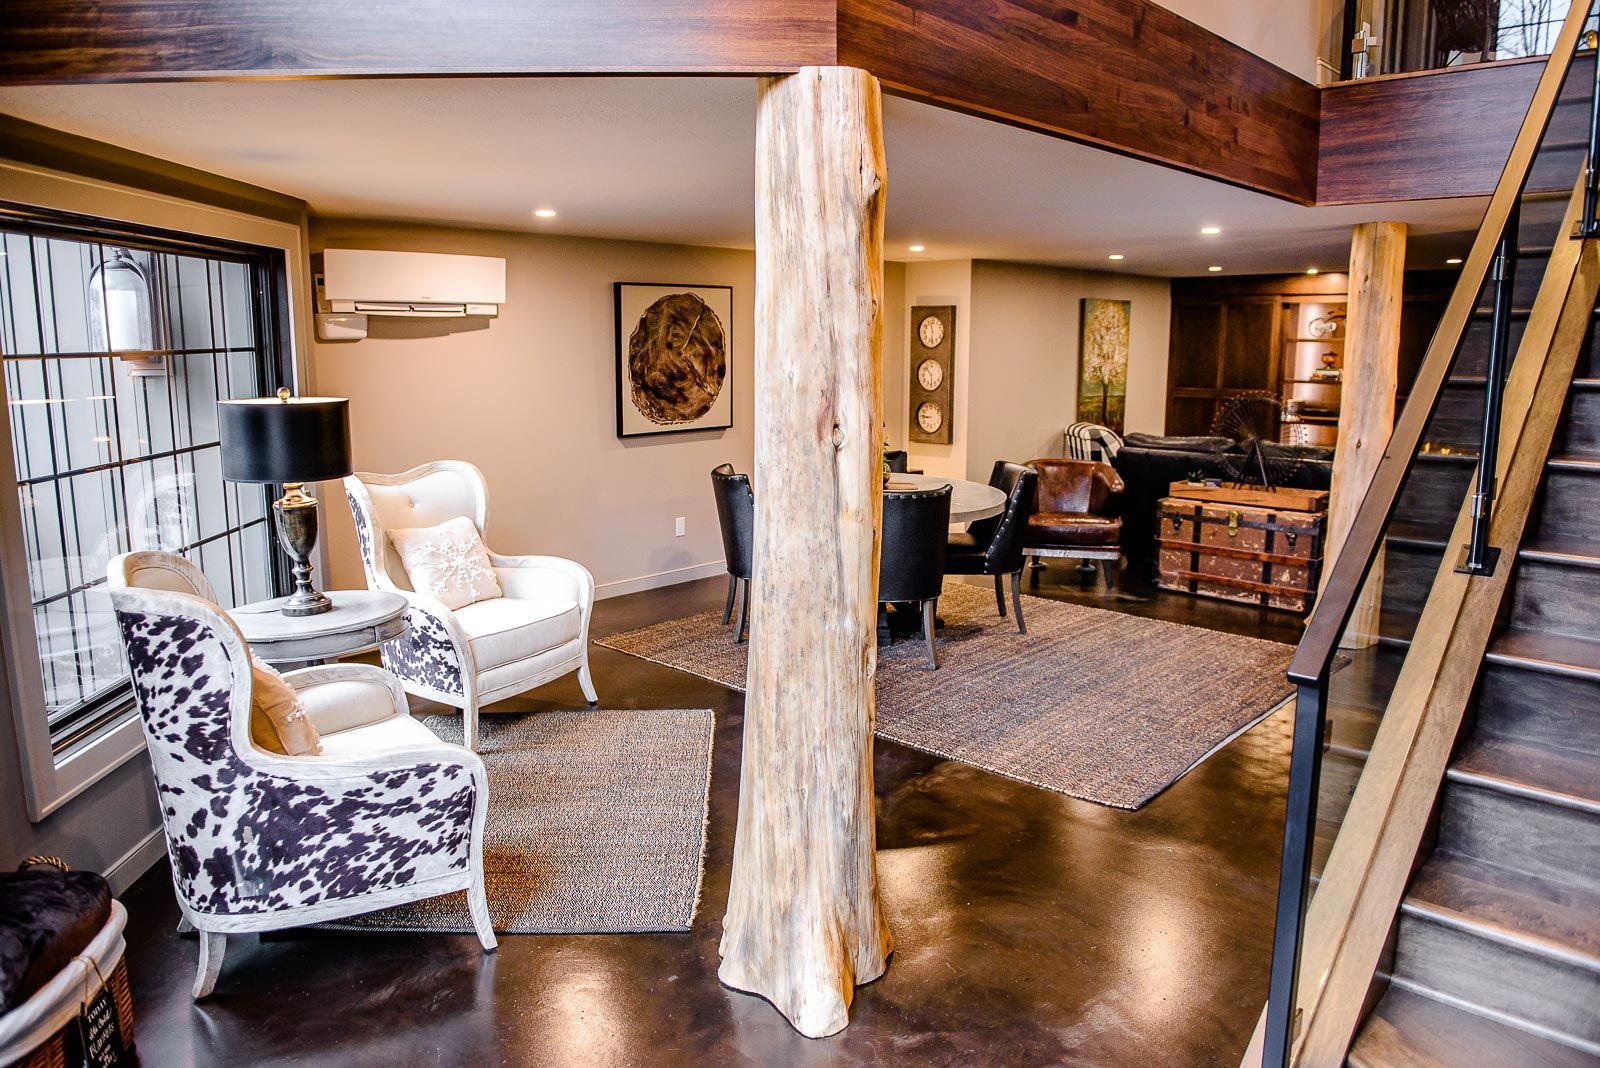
119 564 1305 1067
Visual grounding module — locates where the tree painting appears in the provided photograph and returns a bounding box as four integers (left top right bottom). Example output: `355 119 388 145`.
1078 298 1130 433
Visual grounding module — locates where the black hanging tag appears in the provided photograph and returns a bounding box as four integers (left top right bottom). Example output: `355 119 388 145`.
71 975 132 1068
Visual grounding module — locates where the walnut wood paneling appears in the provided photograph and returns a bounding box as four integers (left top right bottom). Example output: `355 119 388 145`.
0 0 839 82
837 0 1321 204
1317 59 1570 205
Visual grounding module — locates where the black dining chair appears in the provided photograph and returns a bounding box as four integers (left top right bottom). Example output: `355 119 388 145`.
945 461 1038 634
880 483 952 669
711 463 755 643
885 449 909 474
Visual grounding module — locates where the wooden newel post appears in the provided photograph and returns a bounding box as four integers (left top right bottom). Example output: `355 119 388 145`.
717 65 891 1038
1325 221 1406 647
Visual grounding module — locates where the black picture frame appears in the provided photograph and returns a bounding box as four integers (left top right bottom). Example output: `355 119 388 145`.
614 281 735 438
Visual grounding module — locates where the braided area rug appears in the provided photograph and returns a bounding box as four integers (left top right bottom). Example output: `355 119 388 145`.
597 582 1291 810
327 707 713 934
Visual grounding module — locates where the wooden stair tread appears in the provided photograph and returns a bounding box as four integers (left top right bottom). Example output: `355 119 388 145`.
1549 452 1600 472
1487 628 1600 680
1349 986 1600 1068
1404 853 1600 971
1385 521 1449 550
1521 536 1600 568
1448 735 1600 815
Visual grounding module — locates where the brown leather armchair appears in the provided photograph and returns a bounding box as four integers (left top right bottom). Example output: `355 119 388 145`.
1023 458 1125 587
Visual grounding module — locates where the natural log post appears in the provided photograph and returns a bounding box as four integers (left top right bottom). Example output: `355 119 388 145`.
1324 221 1406 647
717 66 891 1038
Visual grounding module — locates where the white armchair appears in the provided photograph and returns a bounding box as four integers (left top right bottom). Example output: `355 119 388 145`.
106 552 496 999
343 461 597 750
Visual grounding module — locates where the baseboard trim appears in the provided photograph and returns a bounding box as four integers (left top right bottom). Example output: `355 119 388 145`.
596 561 726 601
105 826 166 895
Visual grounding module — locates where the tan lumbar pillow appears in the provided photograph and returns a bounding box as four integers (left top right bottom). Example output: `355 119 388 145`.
388 515 503 610
248 653 322 756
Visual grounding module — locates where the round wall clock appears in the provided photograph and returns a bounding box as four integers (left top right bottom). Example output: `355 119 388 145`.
916 358 944 391
918 314 946 349
916 401 944 435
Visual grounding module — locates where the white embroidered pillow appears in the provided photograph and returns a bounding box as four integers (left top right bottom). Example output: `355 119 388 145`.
389 516 503 610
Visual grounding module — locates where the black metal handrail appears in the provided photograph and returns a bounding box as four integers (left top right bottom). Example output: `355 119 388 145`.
1260 5 1598 1065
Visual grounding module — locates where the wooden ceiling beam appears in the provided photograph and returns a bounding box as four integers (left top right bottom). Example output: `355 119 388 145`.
0 0 1551 208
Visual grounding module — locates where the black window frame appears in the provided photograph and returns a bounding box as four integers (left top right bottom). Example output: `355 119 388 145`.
0 202 294 755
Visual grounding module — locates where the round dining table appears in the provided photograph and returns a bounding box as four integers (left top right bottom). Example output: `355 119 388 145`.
885 472 1005 522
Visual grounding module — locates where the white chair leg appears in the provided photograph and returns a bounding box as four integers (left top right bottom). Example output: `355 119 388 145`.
193 930 226 999
176 914 194 934
468 867 498 953
463 699 479 751
578 660 598 704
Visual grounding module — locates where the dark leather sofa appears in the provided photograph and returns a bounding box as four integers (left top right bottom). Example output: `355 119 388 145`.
1112 433 1334 578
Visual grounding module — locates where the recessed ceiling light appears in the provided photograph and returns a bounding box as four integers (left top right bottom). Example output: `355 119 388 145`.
908 244 925 252
533 208 557 219
1306 267 1319 275
1207 265 1223 272
1446 257 1462 265
1108 253 1125 261
1200 226 1223 236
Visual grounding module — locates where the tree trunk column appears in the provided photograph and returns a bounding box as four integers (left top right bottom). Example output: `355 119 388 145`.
1326 221 1406 647
717 66 891 1039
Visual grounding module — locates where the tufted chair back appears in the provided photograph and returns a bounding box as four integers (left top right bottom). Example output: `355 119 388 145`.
965 461 1039 573
107 550 220 603
344 461 490 591
1030 458 1124 517
711 464 755 581
879 485 951 603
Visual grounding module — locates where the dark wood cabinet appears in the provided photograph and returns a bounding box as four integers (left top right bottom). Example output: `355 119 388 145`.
1165 271 1455 444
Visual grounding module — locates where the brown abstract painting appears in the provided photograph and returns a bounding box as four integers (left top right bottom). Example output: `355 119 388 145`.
615 283 734 437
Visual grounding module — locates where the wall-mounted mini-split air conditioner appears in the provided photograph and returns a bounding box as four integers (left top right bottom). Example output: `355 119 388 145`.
315 249 507 340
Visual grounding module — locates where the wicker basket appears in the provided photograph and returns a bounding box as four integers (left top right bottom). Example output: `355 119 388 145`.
0 900 135 1068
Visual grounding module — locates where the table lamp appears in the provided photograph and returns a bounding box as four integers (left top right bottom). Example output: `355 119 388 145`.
218 388 352 617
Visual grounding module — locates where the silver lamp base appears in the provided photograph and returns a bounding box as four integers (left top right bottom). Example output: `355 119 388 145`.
273 483 333 617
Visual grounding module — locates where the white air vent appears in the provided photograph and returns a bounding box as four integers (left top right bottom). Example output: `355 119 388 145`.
321 249 506 318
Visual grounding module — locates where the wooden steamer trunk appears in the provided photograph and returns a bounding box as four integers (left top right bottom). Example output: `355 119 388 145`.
1156 482 1328 613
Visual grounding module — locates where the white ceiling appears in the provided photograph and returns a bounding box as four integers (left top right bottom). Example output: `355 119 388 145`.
0 76 1483 277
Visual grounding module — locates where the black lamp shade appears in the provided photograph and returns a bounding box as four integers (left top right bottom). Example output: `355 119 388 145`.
218 395 352 484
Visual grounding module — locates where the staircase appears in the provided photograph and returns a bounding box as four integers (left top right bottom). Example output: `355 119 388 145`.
1346 285 1600 1066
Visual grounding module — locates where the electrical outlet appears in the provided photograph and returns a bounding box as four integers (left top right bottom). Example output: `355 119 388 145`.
675 517 686 537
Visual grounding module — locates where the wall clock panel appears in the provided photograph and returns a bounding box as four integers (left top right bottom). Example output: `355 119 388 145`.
908 304 954 444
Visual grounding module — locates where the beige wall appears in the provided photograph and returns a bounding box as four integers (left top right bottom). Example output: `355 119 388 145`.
1158 0 1322 80
307 219 755 597
883 260 907 448
897 259 1169 483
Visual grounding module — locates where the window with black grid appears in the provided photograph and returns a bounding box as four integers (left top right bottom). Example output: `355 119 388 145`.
0 221 288 753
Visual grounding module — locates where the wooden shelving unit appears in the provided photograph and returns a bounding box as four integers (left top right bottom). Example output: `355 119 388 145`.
1279 300 1346 448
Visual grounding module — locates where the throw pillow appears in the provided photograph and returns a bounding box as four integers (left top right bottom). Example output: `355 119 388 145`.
249 653 322 756
388 515 503 610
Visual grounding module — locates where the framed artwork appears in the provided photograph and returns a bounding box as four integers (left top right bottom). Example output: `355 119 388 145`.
614 282 734 438
1078 298 1130 434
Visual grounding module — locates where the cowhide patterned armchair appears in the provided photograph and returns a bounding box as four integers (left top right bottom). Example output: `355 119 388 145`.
107 552 496 998
344 461 597 750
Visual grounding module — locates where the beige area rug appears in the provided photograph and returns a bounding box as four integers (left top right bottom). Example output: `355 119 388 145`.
597 582 1292 810
329 707 714 934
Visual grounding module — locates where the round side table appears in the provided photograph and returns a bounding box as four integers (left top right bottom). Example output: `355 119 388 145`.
229 590 408 666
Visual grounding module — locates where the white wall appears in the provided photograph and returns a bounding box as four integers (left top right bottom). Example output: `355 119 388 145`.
307 220 756 598
1157 0 1322 81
